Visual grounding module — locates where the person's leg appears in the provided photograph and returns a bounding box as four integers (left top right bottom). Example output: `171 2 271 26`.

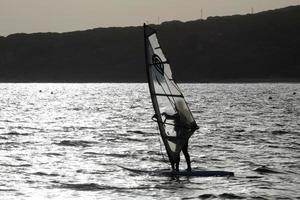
175 153 180 171
171 160 175 171
168 151 175 171
182 142 191 171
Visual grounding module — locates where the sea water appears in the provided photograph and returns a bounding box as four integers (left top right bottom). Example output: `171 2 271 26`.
0 83 299 199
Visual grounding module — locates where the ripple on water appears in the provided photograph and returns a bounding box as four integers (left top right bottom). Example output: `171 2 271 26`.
126 130 156 136
218 193 245 199
196 194 217 199
59 183 149 191
32 172 60 177
3 131 30 136
44 152 64 156
0 163 32 168
55 140 97 147
271 130 289 135
253 166 282 174
84 152 128 158
60 183 107 191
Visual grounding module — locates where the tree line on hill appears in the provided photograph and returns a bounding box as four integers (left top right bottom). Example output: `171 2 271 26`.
0 6 299 82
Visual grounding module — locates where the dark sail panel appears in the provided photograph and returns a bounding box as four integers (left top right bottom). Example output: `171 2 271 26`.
144 24 198 163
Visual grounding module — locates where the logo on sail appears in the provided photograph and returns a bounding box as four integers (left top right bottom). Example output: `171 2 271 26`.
152 54 164 75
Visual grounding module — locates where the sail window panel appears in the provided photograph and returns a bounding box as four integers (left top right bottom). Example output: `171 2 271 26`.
153 49 167 63
163 77 181 96
167 140 184 155
149 34 167 62
167 140 176 152
151 67 181 96
148 34 160 50
156 96 176 116
163 63 173 80
153 78 182 98
151 68 165 94
160 81 181 96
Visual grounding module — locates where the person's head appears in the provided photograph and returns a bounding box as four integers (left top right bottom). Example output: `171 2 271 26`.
175 99 193 123
175 99 186 113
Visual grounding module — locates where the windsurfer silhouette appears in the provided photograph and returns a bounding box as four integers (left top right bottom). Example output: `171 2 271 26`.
153 99 198 172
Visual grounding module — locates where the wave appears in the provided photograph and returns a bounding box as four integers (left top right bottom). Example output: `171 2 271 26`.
271 130 289 135
254 166 281 174
0 119 14 123
44 152 63 156
3 131 30 136
32 172 59 177
248 196 268 200
59 183 150 191
147 150 162 156
125 137 144 142
193 144 213 148
0 188 17 192
62 126 97 132
235 129 245 133
127 130 144 134
83 152 129 158
127 130 156 136
60 183 108 191
56 140 97 147
0 136 8 140
218 193 245 199
0 163 31 167
198 194 217 199
198 192 264 200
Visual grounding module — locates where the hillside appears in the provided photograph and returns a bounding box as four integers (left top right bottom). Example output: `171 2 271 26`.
0 6 299 82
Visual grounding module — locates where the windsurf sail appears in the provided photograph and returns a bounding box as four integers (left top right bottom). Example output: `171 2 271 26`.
143 24 199 165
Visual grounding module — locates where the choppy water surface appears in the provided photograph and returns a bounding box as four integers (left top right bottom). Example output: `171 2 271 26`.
0 83 299 199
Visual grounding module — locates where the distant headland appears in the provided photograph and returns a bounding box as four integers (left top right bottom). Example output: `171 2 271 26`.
0 6 299 83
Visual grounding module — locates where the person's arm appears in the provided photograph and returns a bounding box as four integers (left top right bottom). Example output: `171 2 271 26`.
152 114 158 120
190 121 199 131
161 112 177 120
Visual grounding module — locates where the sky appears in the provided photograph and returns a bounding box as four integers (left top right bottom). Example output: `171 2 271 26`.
0 0 300 36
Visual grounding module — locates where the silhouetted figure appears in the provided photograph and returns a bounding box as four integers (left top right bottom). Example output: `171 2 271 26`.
154 100 198 172
162 113 192 171
268 96 272 100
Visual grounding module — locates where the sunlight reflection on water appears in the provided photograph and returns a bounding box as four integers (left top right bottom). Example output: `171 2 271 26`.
0 83 299 199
